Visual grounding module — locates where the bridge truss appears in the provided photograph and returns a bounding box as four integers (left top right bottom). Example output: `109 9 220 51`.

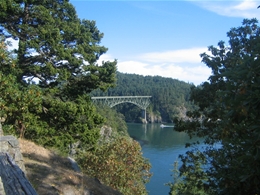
91 96 151 109
91 96 152 123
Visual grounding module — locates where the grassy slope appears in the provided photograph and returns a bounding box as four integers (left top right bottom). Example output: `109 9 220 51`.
19 139 122 195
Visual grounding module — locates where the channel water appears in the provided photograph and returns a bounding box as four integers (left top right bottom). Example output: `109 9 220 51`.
127 123 203 195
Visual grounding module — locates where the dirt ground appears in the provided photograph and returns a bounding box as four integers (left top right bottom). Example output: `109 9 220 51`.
19 139 122 195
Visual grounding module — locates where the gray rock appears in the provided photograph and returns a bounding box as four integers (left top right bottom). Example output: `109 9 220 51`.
0 122 3 136
68 157 81 172
0 176 6 195
0 135 26 173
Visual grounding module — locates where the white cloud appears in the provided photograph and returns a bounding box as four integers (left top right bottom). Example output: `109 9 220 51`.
138 47 207 63
94 48 212 85
195 0 260 19
117 60 211 85
234 0 257 10
97 54 115 65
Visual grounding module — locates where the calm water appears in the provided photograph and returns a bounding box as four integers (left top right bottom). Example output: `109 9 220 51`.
127 123 202 195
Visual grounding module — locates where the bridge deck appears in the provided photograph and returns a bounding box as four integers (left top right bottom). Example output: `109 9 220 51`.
91 96 151 99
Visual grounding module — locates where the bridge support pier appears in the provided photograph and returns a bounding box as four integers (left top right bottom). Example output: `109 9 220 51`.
143 109 147 124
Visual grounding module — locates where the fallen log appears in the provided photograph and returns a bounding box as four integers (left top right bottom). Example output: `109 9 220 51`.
0 152 38 195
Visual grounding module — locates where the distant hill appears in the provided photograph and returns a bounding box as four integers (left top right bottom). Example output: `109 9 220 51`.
91 72 195 123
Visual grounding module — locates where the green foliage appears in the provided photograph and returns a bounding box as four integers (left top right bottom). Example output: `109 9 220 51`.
92 72 194 122
95 104 128 136
0 38 104 153
0 0 117 149
0 38 42 138
33 95 104 153
171 18 260 195
77 136 152 195
166 152 213 195
0 73 43 137
0 0 117 99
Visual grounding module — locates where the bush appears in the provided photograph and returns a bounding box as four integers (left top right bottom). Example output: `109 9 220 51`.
77 136 152 195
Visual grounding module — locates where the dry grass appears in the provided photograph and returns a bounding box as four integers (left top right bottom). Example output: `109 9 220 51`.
19 139 122 195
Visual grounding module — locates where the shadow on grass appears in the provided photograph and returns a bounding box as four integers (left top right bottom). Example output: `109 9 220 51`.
23 152 122 195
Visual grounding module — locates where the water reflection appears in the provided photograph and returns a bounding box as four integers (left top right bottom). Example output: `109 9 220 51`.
128 123 197 150
127 123 204 195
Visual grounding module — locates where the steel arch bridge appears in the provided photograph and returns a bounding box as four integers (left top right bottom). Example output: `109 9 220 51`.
91 96 152 123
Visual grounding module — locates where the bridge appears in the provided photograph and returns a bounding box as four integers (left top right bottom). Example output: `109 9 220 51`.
91 96 152 123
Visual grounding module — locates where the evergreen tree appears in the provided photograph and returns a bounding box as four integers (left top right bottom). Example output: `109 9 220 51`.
171 18 260 195
0 0 117 152
0 37 42 138
0 0 117 98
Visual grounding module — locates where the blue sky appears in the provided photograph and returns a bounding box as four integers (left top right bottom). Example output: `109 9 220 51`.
74 1 259 85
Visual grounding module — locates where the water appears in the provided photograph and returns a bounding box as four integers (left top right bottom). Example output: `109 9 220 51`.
127 123 202 195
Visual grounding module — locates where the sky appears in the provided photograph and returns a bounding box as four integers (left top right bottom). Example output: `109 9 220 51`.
69 0 260 85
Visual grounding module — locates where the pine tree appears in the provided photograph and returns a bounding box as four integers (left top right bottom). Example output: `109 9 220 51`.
0 0 117 152
0 0 116 99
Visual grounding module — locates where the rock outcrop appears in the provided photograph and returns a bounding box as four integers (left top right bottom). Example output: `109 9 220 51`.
147 112 162 123
0 135 26 173
0 135 36 195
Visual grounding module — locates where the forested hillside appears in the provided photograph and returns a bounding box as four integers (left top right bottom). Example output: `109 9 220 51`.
92 72 195 123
